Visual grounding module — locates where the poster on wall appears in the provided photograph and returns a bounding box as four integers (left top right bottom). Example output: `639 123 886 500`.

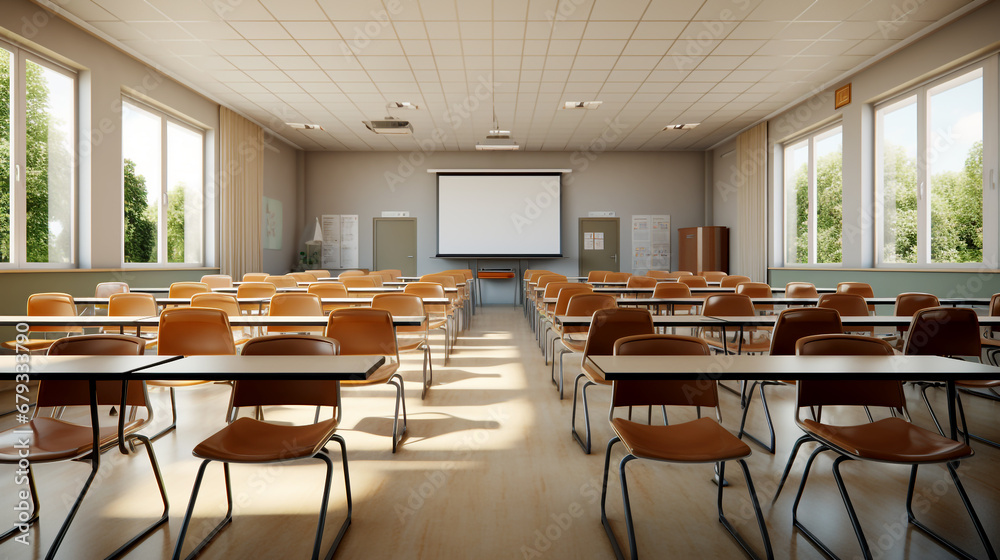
321 214 341 269
632 214 670 273
263 197 282 250
340 215 359 269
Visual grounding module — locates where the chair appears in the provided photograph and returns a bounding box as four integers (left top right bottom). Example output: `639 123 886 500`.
894 292 940 344
307 282 353 313
190 293 253 347
905 307 1000 449
369 270 394 283
2 293 82 353
404 282 453 363
235 281 277 320
663 271 694 279
982 293 1000 367
604 272 631 283
538 281 580 358
366 273 385 286
784 282 819 299
736 282 774 315
625 275 656 288
651 281 696 315
341 275 378 289
106 292 160 348
0 335 167 558
678 275 708 288
836 281 875 313
168 282 211 298
172 334 352 560
738 307 843 454
263 275 297 289
287 272 317 283
552 293 617 399
326 308 407 452
643 270 669 279
372 292 434 399
150 308 237 440
338 270 365 279
587 270 611 282
381 269 402 281
241 272 268 282
95 281 130 298
305 269 331 279
544 284 594 376
200 274 233 289
700 294 770 355
267 292 324 334
720 275 751 288
572 308 654 454
601 334 773 560
817 293 873 336
774 332 995 560
699 270 727 283
422 274 466 333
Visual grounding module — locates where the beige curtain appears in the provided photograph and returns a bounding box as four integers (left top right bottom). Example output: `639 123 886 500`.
219 107 263 279
736 122 768 282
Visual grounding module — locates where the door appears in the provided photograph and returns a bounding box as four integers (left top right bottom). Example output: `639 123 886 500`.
578 218 620 276
373 218 417 276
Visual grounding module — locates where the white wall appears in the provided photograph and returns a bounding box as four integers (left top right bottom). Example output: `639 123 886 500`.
709 139 740 272
305 151 705 302
262 139 301 274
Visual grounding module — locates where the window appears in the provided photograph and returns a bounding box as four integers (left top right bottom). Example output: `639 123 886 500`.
122 99 204 265
0 40 76 267
876 59 997 266
782 124 843 265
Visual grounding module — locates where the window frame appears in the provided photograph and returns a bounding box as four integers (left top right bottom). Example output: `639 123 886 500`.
779 121 844 267
0 38 78 269
121 96 206 268
874 55 998 269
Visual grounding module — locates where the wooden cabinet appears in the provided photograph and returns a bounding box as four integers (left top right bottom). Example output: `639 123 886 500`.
678 226 728 273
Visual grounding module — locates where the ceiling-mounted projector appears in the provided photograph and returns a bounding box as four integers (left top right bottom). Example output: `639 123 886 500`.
475 138 520 150
363 117 413 134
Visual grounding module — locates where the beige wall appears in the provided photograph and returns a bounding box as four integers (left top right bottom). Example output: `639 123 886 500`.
304 151 705 301
262 138 301 274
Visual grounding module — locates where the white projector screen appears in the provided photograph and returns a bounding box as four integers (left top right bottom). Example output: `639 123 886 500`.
437 173 562 257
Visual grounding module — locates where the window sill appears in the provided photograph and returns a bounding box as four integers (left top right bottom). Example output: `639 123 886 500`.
0 266 219 274
769 267 1000 274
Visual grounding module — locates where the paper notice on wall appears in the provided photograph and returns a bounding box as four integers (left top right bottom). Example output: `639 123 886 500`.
584 232 594 250
321 214 341 269
594 238 604 250
340 215 359 269
632 214 670 275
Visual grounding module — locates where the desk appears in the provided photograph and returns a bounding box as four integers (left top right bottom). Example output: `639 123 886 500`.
614 297 991 312
132 354 384 382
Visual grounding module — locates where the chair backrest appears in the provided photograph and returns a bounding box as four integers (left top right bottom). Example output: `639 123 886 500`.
817 293 870 317
263 275 297 289
26 292 81 333
603 272 631 283
43 334 148 408
582 308 654 359
701 293 755 316
190 293 243 317
369 270 395 283
795 333 903 410
421 274 457 290
769 307 843 356
287 272 317 283
625 276 657 288
200 275 233 289
644 270 669 279
267 293 324 333
383 269 403 281
699 271 727 283
371 293 426 334
563 293 618 334
719 275 751 288
612 334 717 408
989 293 1000 337
366 273 385 287
587 270 611 282
95 282 129 298
652 282 692 298
157 307 237 356
108 292 158 317
325 308 399 359
903 307 981 357
338 270 365 279
835 282 874 312
664 271 694 279
784 282 819 298
527 270 552 283
553 285 595 315
236 282 277 299
894 292 940 317
678 275 708 288
735 282 773 312
404 282 448 315
341 276 377 288
168 282 211 298
542 281 579 300
305 269 331 279
234 335 341 408
242 272 269 282
307 282 349 298
535 274 568 290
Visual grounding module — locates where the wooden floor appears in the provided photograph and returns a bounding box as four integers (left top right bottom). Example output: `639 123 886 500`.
2 305 998 559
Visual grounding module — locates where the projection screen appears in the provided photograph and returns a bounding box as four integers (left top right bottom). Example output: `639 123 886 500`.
436 173 562 257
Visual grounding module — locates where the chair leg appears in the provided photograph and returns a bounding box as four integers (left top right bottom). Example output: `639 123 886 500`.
44 455 101 559
0 465 39 542
718 460 774 560
149 387 178 442
172 460 233 560
737 381 777 454
389 373 408 453
571 373 596 454
600 437 627 560
772 434 813 504
314 442 352 560
421 344 433 400
102 433 171 558
906 464 997 560
792 446 854 560
920 382 947 436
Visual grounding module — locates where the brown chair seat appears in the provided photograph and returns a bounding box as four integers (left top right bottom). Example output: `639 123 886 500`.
957 378 1000 389
800 417 971 463
0 417 140 462
612 416 751 463
193 417 340 463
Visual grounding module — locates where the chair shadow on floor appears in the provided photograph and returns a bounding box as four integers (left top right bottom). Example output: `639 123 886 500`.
347 413 500 446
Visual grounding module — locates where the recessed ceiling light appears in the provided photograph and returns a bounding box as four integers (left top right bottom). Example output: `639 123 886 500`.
562 101 603 110
286 123 323 130
662 123 700 131
475 139 520 151
362 117 413 134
